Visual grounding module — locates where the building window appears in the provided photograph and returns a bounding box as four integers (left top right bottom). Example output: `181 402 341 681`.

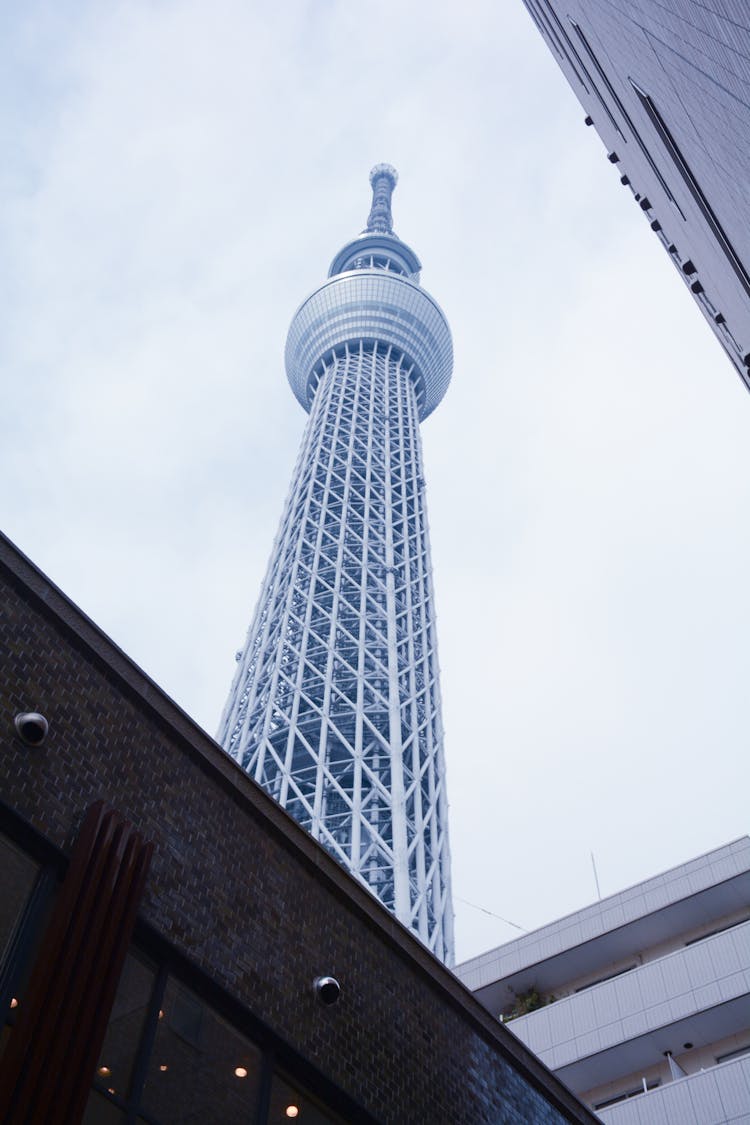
716 1044 750 1065
77 934 360 1125
269 1072 345 1124
685 915 750 946
91 951 157 1105
140 977 262 1123
83 1090 126 1122
0 824 362 1125
85 954 356 1124
0 833 56 1060
630 82 750 297
594 1080 660 1110
0 833 41 970
574 963 637 993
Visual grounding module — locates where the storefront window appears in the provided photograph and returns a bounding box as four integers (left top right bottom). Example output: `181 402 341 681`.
0 833 40 970
83 1089 126 1123
93 950 157 1102
82 948 346 1124
140 977 262 1123
268 1073 344 1125
0 833 46 1060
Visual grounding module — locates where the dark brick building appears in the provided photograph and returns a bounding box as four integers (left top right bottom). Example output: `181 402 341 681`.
0 531 597 1124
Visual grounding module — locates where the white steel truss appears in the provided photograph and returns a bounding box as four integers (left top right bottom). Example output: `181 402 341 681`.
219 167 454 962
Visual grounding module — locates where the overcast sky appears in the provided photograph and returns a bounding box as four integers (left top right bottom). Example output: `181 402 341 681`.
3 1 749 964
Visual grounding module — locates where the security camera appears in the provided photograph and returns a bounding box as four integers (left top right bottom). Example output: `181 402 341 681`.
14 712 49 747
313 976 341 1006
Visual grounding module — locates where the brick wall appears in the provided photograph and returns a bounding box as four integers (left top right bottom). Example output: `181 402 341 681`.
0 532 596 1124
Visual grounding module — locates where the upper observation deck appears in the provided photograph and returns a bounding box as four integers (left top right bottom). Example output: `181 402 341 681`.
285 165 453 421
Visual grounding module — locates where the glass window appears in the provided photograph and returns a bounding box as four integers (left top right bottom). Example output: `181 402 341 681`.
0 833 40 969
594 1081 659 1110
268 1072 345 1125
716 1043 750 1064
1 834 51 1061
140 977 262 1124
83 1089 127 1123
93 950 157 1102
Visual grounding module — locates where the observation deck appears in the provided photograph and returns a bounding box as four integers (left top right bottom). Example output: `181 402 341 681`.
284 165 453 421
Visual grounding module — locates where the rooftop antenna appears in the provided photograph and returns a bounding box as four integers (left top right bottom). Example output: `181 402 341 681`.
365 163 398 233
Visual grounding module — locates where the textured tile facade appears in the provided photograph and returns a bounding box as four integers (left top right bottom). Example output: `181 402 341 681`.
522 0 750 388
0 532 597 1125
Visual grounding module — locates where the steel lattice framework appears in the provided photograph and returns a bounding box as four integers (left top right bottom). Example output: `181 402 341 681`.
219 166 454 961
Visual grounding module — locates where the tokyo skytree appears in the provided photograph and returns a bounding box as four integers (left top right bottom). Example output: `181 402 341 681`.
219 166 454 962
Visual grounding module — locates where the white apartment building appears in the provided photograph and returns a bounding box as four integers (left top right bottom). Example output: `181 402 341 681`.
456 838 750 1123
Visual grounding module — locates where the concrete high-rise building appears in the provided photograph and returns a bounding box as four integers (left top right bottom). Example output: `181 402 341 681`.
219 166 454 962
456 839 750 1124
520 0 750 390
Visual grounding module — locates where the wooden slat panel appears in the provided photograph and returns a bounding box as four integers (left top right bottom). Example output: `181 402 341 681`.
0 801 154 1124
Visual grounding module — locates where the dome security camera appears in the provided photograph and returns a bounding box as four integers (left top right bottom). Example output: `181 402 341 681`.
14 712 49 747
313 976 341 1006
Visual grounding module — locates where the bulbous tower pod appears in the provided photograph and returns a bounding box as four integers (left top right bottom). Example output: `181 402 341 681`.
219 166 454 962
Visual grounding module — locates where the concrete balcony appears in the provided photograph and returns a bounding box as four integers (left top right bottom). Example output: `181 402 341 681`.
507 921 750 1093
597 1053 750 1124
457 838 750 1015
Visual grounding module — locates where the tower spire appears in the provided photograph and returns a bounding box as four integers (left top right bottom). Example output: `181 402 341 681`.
365 163 398 233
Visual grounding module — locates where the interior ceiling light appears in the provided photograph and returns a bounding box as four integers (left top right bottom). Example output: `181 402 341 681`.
285 1107 300 1119
234 1067 248 1078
